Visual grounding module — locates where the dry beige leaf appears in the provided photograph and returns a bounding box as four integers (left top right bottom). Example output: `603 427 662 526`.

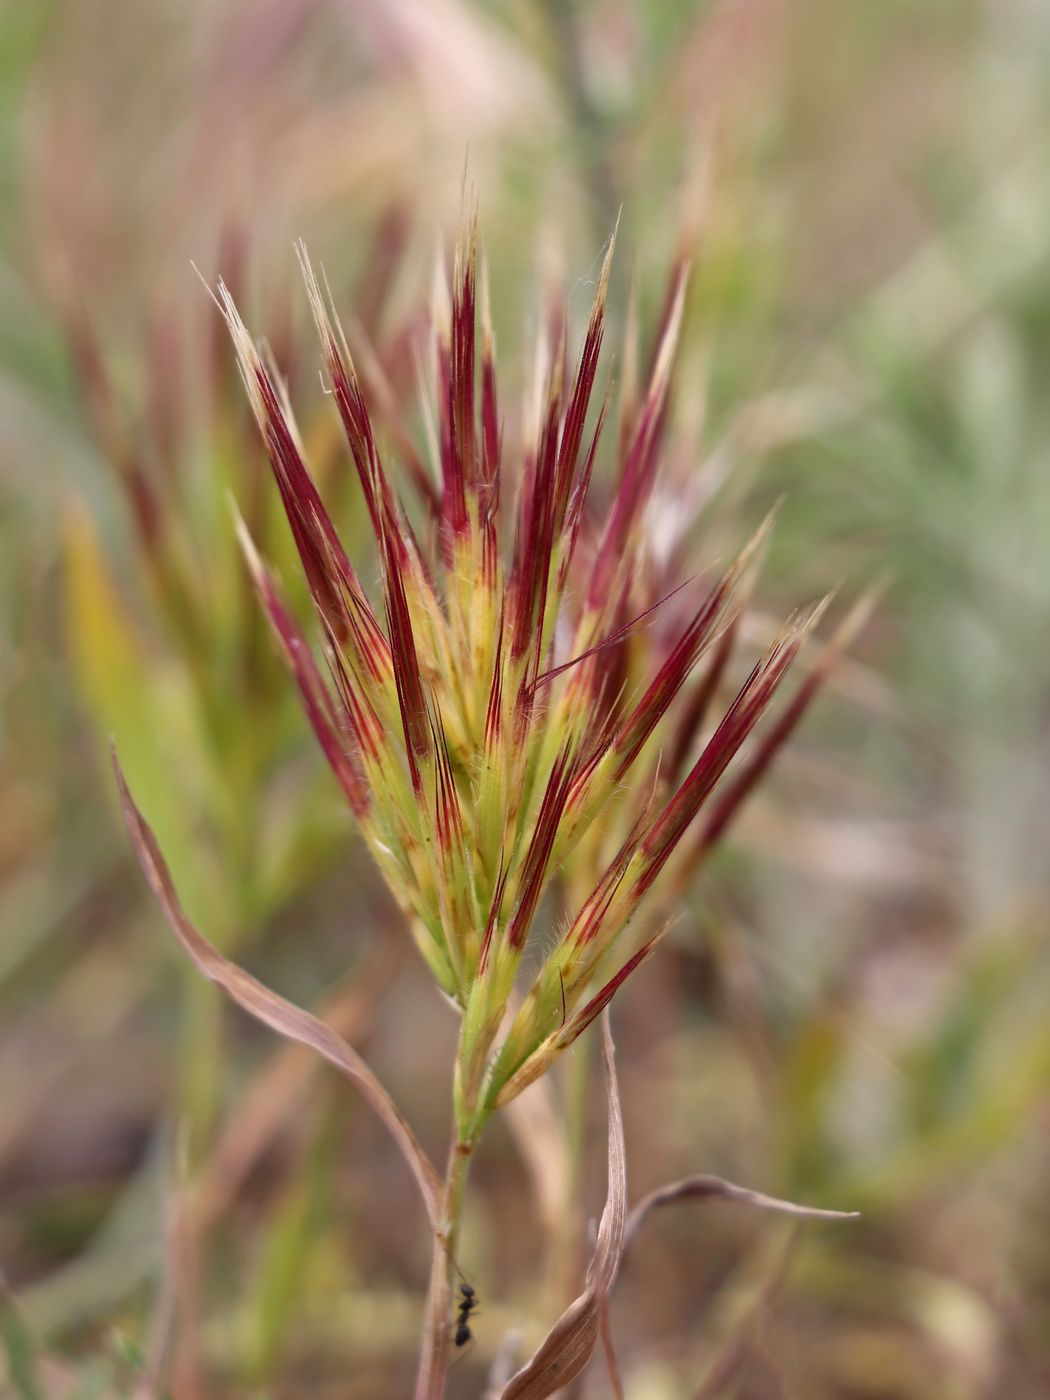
193 946 397 1230
113 748 442 1228
624 1174 859 1254
500 1012 626 1399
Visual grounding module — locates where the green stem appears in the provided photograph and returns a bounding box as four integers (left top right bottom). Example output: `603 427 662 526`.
415 1132 474 1400
416 1005 490 1399
442 1137 473 1279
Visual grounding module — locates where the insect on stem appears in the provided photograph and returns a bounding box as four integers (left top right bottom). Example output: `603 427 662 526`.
454 1281 478 1347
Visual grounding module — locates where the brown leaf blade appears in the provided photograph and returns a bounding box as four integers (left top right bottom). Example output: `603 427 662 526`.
112 748 442 1227
194 947 397 1230
500 1012 626 1399
624 1174 859 1253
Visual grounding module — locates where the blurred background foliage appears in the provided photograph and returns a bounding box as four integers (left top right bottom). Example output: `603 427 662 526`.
1 0 1049 1396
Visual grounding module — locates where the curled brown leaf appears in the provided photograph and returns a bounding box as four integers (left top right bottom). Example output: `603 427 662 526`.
112 747 442 1228
624 1174 859 1255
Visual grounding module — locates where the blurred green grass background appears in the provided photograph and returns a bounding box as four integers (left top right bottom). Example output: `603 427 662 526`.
2 1 1050 1396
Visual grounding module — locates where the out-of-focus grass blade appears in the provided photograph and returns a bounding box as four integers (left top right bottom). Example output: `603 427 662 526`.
64 508 210 927
0 1281 43 1400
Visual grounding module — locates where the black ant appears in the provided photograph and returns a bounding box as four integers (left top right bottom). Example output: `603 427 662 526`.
453 1281 477 1347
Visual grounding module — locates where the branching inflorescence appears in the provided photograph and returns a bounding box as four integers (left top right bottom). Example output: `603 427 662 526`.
218 220 861 1130
116 214 870 1395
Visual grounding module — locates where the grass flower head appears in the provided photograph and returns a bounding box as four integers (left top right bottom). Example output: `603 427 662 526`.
209 218 854 1141
111 211 874 1397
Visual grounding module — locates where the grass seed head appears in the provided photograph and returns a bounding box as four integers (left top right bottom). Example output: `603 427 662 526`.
220 220 862 1124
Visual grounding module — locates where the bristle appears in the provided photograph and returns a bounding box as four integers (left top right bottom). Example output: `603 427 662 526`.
637 608 823 887
558 935 662 1045
552 226 613 531
587 262 689 614
235 515 369 817
484 624 505 751
383 539 432 787
298 244 388 541
692 588 879 856
505 746 577 951
508 385 561 671
449 219 479 493
216 280 383 653
479 250 501 493
666 613 739 780
478 857 510 973
534 574 695 691
610 513 774 778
